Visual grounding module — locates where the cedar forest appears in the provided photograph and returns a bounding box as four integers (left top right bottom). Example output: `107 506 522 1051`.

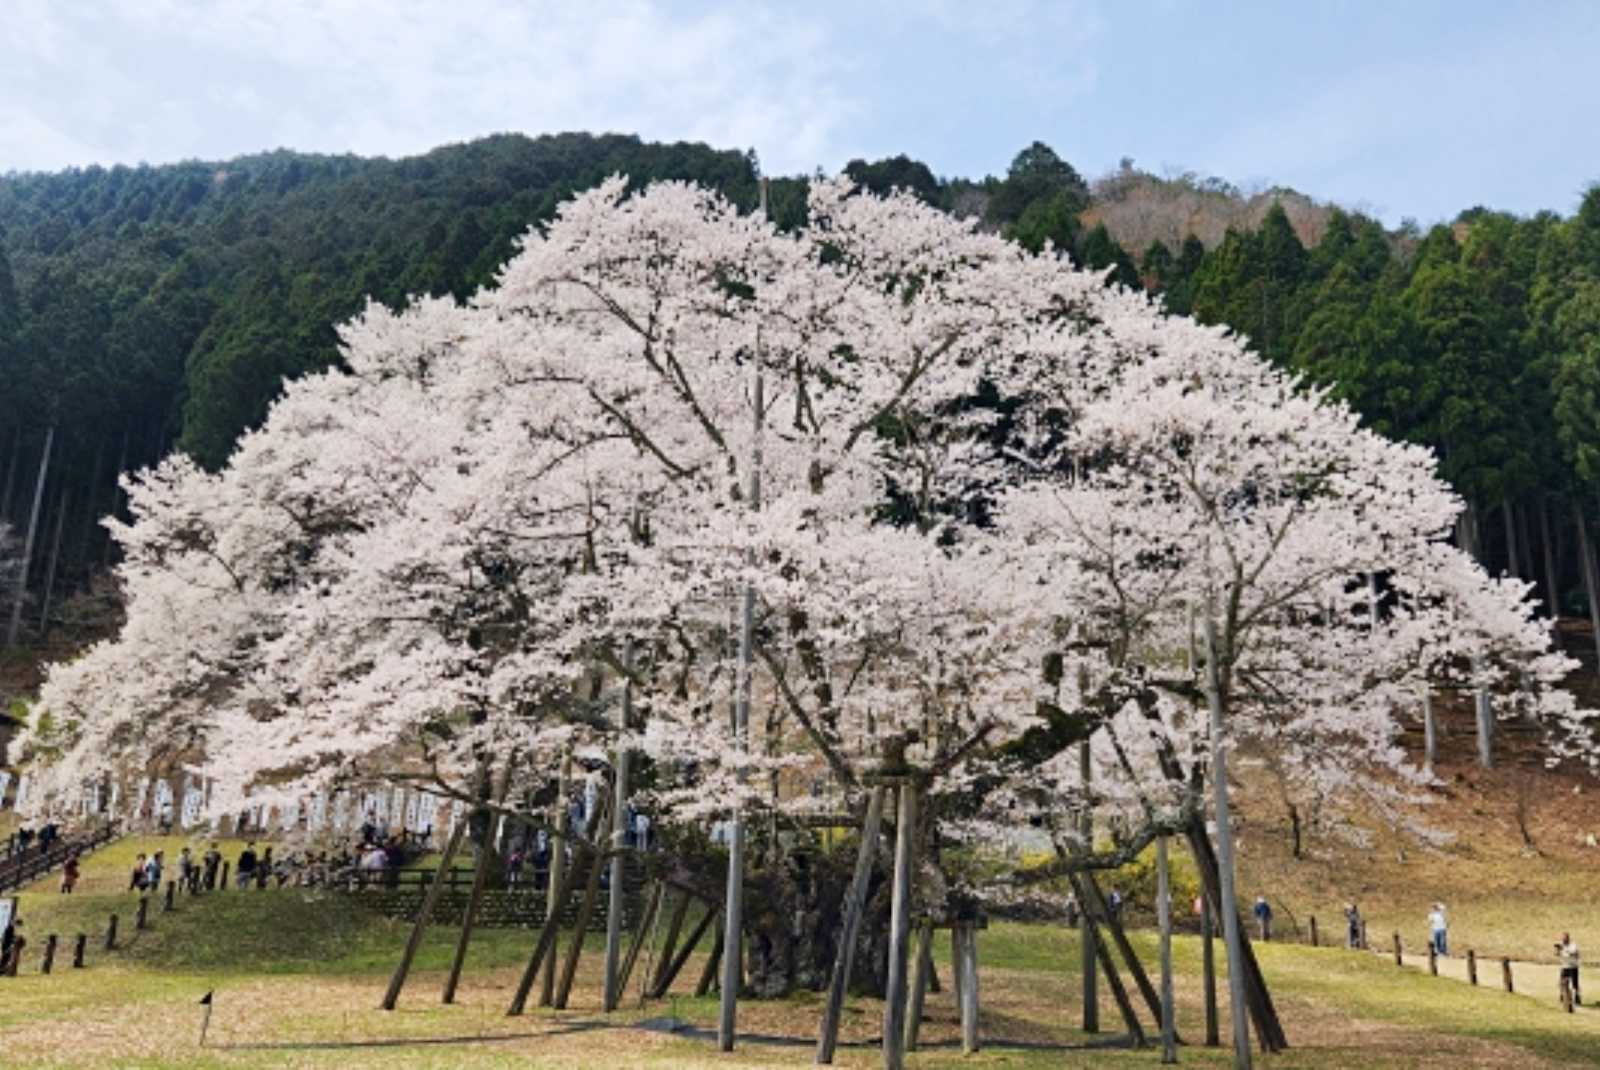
2 132 1600 647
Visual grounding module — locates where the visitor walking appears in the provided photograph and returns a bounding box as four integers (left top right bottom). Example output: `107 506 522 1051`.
1345 903 1362 949
178 847 197 892
60 854 80 894
1107 886 1124 922
1558 933 1582 1006
1254 895 1274 941
144 850 164 892
203 843 222 890
1428 902 1448 956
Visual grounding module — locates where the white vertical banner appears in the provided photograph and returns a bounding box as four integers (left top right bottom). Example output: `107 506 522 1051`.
334 791 350 831
133 778 149 819
0 771 11 808
388 787 404 830
447 799 461 838
154 779 174 821
16 774 31 809
309 793 327 832
181 787 203 828
281 799 300 831
404 790 421 833
418 792 438 833
109 781 121 814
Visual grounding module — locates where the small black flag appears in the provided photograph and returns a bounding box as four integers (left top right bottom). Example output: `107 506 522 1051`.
199 990 213 1005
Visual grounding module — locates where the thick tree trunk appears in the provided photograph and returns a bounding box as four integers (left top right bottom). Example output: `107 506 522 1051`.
6 424 55 649
1502 499 1519 578
74 437 104 572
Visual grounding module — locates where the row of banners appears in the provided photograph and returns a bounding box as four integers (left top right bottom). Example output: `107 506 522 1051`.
0 770 462 839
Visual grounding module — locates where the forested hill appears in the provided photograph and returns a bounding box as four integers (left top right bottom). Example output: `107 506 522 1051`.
2 133 1600 647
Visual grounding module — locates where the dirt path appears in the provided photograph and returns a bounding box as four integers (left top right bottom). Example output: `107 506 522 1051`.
1396 947 1586 1008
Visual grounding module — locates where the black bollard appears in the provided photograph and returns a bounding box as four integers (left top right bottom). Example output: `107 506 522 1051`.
42 934 57 974
220 861 230 890
136 897 149 931
105 913 119 950
164 881 176 912
73 934 86 968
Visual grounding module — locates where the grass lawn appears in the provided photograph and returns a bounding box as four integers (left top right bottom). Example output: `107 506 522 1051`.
2 835 1598 1068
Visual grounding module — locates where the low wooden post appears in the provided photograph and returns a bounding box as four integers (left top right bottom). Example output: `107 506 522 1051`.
1467 949 1478 985
72 934 86 968
1309 915 1318 948
41 934 57 974
104 914 118 951
1501 958 1513 993
135 898 149 931
1360 919 1368 950
219 861 229 890
1427 942 1437 975
1393 932 1402 966
164 880 177 912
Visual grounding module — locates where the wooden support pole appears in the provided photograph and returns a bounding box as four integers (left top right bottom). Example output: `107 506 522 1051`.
603 641 634 1014
816 785 887 1065
650 888 692 998
959 924 982 1054
1081 871 1165 1031
618 881 664 998
135 898 148 931
104 914 118 951
881 781 919 1070
1309 915 1318 948
41 934 57 974
1502 958 1513 994
556 813 609 1010
1393 932 1402 967
381 819 468 1010
444 811 501 1005
652 899 717 999
1467 949 1478 985
695 925 724 997
73 934 86 968
1157 835 1177 1065
1089 911 1145 1047
507 824 595 1016
164 880 176 912
219 861 229 890
1428 942 1437 976
904 921 932 1052
540 750 572 1007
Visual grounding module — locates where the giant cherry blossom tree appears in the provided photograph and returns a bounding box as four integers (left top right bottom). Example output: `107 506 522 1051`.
11 177 1592 1069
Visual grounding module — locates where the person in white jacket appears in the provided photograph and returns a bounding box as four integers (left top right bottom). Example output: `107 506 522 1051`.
1428 903 1448 956
1557 933 1581 1006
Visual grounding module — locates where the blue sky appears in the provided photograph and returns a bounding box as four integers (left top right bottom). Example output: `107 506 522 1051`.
5 1 1597 225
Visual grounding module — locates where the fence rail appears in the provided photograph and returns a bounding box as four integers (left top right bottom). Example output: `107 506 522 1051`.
0 824 119 894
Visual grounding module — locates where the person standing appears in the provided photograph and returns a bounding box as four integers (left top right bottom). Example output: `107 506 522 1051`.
129 852 148 893
178 847 196 892
1428 903 1448 957
1558 933 1582 1006
1345 903 1362 949
203 843 222 890
236 842 258 890
144 851 164 893
1254 896 1274 942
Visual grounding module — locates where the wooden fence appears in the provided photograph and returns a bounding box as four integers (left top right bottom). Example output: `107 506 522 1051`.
0 824 119 894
